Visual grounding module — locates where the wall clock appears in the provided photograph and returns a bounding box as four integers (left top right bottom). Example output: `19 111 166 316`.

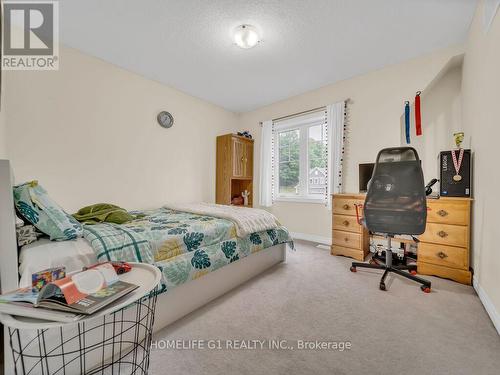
157 111 174 128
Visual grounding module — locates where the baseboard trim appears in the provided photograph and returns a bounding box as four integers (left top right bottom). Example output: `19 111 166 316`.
473 276 500 335
290 232 331 245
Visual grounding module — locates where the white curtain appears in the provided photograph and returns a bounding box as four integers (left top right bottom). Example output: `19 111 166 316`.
326 102 345 210
259 120 273 207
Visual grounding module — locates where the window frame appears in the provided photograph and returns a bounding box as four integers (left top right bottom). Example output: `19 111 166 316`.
273 112 327 203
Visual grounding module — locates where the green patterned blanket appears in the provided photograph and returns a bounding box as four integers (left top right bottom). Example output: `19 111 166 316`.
156 226 291 293
83 208 293 293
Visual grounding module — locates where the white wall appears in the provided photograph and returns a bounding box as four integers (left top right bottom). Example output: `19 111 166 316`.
403 63 463 184
239 45 463 239
0 114 6 160
0 75 7 159
4 46 238 212
462 0 500 331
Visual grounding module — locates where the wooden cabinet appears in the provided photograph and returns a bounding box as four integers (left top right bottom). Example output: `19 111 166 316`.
216 134 254 206
331 194 370 261
330 194 472 285
232 138 244 177
418 198 472 285
231 137 253 178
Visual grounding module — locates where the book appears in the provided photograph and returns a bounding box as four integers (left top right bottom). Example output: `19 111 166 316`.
32 266 66 291
0 263 138 321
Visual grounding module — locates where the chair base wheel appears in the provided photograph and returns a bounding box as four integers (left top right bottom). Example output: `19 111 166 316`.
349 261 431 293
421 285 431 293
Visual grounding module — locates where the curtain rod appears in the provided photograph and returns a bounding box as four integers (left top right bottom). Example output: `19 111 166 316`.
272 106 326 122
259 99 351 125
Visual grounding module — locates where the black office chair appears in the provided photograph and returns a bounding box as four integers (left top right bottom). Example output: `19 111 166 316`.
350 147 432 293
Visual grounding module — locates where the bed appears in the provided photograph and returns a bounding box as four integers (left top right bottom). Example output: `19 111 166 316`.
17 207 292 299
0 160 292 367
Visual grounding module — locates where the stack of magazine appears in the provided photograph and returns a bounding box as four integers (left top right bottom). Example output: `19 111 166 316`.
0 263 138 323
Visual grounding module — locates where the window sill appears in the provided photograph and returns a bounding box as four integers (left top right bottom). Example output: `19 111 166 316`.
274 197 326 204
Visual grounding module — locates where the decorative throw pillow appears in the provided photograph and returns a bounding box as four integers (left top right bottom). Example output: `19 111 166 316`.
13 181 83 241
16 224 39 247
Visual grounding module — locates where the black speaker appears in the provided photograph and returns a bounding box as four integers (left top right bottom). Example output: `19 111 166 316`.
439 150 471 197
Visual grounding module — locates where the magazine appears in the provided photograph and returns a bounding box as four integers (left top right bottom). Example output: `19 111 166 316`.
0 263 138 321
0 294 84 323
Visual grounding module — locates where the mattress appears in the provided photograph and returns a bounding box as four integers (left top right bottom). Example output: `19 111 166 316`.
18 238 97 288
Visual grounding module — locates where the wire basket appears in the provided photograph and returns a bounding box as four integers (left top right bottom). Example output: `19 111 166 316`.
8 287 158 375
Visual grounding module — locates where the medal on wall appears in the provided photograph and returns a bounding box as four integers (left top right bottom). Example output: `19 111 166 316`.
452 132 465 182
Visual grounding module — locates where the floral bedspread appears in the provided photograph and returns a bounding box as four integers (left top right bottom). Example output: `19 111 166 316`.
127 208 238 262
83 208 293 293
156 225 292 293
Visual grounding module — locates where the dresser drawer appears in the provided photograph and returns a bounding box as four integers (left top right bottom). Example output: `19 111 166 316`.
333 198 364 216
427 199 469 225
332 230 361 249
418 243 468 270
420 223 468 248
333 214 361 233
417 262 472 285
331 245 366 261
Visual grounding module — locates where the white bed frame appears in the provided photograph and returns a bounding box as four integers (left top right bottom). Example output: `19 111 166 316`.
152 242 286 331
0 160 288 370
0 160 19 294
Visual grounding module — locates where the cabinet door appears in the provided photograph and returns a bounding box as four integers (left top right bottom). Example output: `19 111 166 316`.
243 141 253 178
232 138 244 177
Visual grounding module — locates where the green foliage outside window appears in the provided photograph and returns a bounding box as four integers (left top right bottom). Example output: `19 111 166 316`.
278 128 326 193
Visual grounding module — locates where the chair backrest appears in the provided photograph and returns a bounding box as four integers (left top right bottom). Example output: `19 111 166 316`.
364 147 427 235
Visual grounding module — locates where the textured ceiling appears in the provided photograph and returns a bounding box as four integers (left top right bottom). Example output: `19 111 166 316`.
60 0 477 112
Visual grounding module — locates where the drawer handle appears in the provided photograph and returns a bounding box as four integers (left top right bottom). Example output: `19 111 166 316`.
437 251 448 259
343 220 350 226
437 210 448 217
343 204 350 210
344 237 349 242
437 230 448 238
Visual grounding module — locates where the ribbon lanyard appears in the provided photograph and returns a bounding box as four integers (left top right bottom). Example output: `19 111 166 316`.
405 101 410 144
451 148 464 182
415 91 422 136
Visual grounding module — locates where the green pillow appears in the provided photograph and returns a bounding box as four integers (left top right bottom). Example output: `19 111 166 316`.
13 181 83 241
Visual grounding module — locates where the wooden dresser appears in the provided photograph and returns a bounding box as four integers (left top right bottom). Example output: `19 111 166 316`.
331 193 472 285
418 197 472 285
331 194 370 261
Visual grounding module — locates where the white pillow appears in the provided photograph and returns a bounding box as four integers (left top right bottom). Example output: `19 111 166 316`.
18 238 98 288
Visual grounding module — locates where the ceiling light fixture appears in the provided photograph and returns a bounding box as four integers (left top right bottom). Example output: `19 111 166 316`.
233 24 260 49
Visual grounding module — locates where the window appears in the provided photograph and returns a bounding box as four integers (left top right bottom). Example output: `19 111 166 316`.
260 102 344 208
273 110 328 202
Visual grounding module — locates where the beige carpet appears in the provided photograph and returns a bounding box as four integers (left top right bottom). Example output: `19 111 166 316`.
149 240 500 375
